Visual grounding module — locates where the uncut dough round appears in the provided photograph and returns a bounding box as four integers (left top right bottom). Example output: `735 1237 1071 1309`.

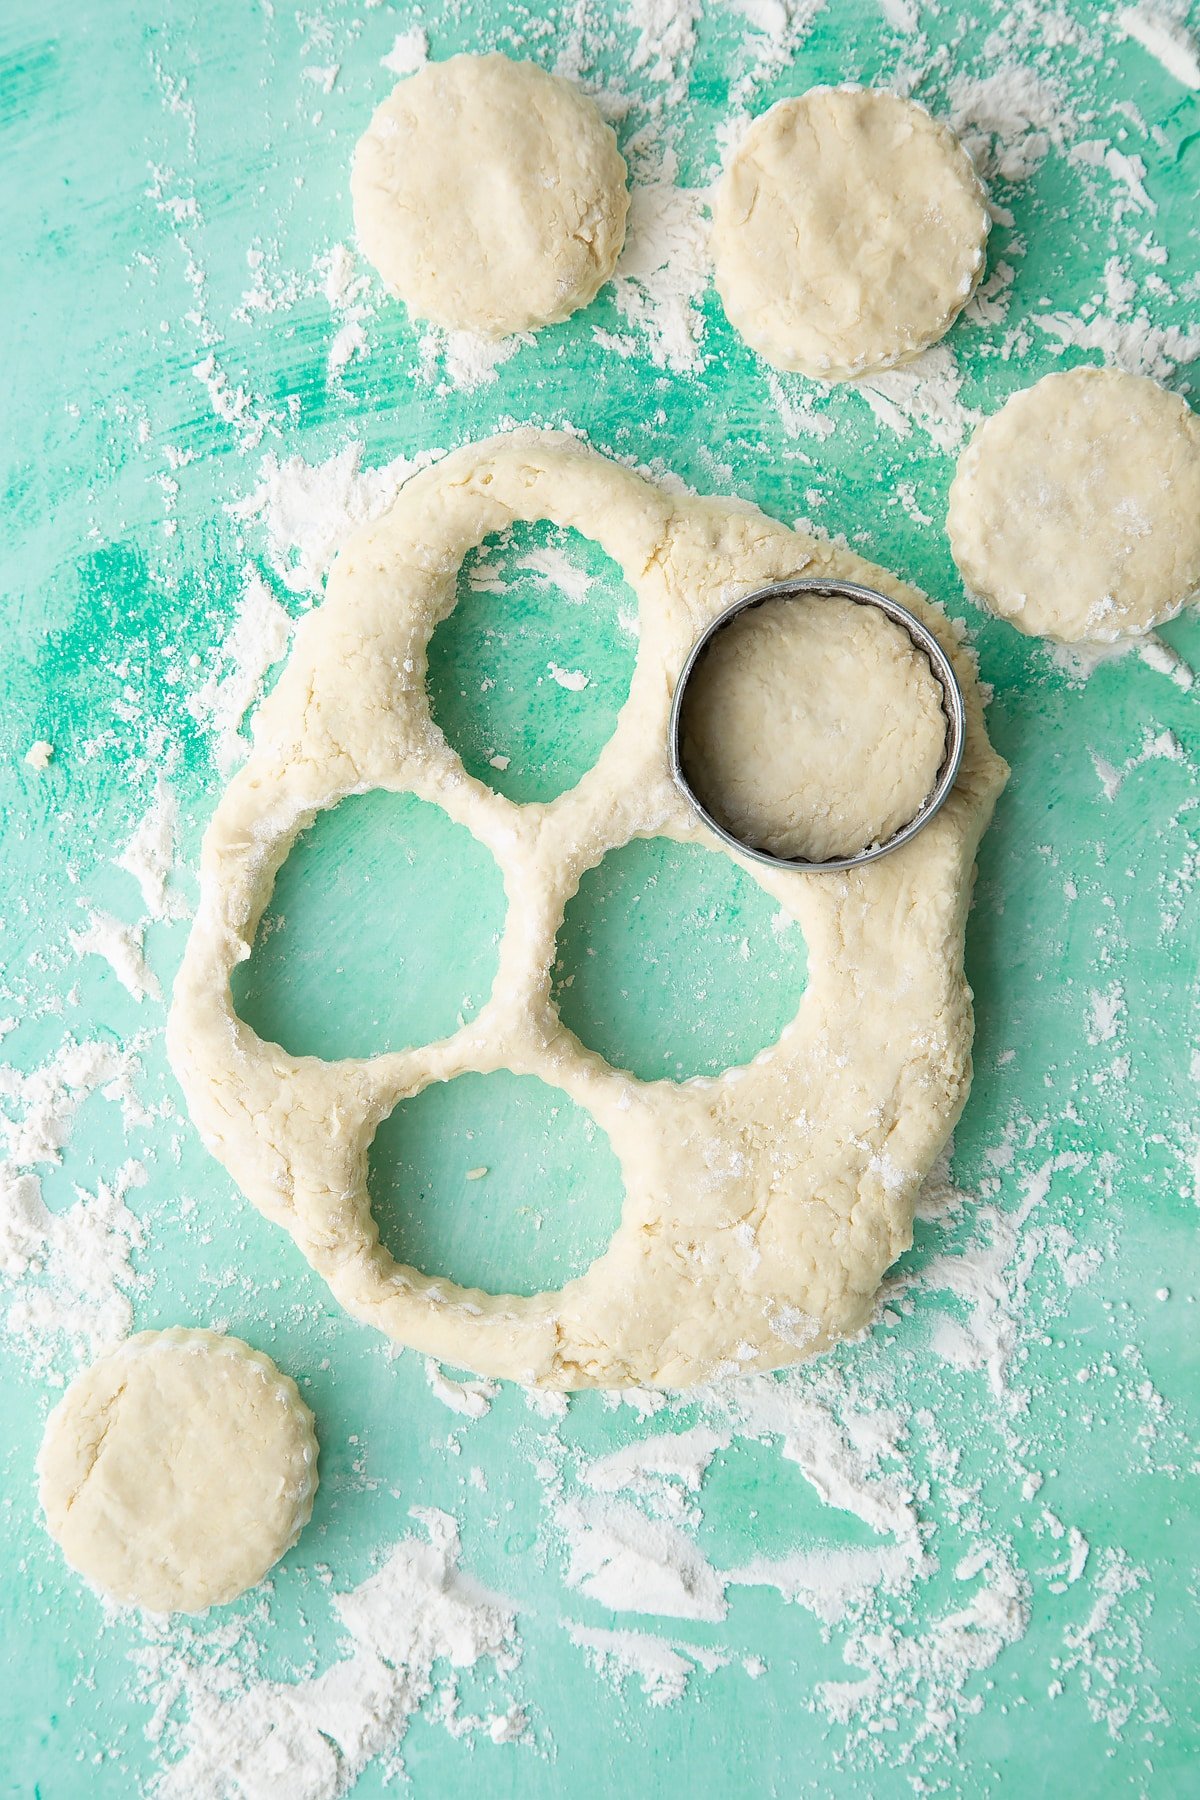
37 1329 319 1613
168 430 1007 1390
947 366 1200 643
679 594 947 862
712 86 989 380
351 53 629 337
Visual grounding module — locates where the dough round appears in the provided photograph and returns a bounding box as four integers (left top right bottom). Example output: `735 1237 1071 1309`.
351 53 629 337
168 430 1007 1390
679 593 948 863
711 86 989 380
37 1329 319 1613
947 366 1200 643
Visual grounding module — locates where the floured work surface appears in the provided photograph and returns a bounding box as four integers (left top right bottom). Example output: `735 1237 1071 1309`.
3 1 1198 1795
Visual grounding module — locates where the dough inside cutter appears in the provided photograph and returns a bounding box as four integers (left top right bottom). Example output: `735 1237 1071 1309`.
677 591 948 864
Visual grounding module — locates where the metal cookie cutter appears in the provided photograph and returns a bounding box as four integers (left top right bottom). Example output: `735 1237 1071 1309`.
668 576 967 872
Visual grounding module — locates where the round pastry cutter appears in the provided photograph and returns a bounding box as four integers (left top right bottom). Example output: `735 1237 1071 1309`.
668 576 966 872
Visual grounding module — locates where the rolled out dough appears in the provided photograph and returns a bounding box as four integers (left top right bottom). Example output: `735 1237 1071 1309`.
38 1328 319 1613
168 431 1007 1389
678 593 948 862
947 365 1200 643
711 86 989 380
351 54 629 337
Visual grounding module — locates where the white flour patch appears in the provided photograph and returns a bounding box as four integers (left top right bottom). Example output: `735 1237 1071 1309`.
69 913 160 1004
518 544 596 604
1032 303 1200 380
948 63 1075 182
1117 3 1200 88
425 1360 500 1420
1 1159 148 1381
186 569 293 775
1090 728 1186 800
116 775 186 922
610 175 710 373
382 27 429 78
854 346 980 454
142 1511 522 1798
419 326 531 394
582 1425 729 1500
555 1496 728 1620
727 1542 922 1625
566 1622 731 1705
232 444 445 597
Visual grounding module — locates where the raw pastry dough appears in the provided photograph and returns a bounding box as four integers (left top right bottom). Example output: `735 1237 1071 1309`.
351 53 628 337
947 366 1200 643
38 1329 319 1613
678 593 948 862
168 431 1007 1389
711 86 989 380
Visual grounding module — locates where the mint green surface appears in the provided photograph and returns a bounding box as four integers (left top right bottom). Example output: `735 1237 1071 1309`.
1 3 1198 1797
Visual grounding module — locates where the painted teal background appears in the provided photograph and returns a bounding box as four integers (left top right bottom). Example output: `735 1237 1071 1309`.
1 1 1198 1796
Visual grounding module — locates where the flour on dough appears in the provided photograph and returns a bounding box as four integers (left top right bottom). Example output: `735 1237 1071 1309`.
679 594 947 863
711 86 989 380
38 1328 319 1613
947 365 1200 644
351 53 628 337
168 431 1007 1390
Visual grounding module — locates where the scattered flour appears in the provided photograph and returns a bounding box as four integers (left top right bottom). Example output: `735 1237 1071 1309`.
854 345 980 454
143 1512 521 1798
566 1622 731 1705
609 174 710 373
547 662 590 691
68 912 161 1004
556 1496 728 1621
1117 2 1200 89
116 774 185 922
186 570 293 774
425 1359 500 1420
231 444 445 597
419 325 532 394
948 63 1074 182
382 27 429 78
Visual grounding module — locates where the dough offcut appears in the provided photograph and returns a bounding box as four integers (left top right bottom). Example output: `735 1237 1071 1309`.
168 431 1007 1390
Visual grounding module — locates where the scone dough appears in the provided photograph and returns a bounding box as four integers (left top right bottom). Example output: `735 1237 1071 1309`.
711 86 989 380
947 366 1200 643
351 53 629 337
168 431 1007 1390
38 1329 319 1612
679 593 948 862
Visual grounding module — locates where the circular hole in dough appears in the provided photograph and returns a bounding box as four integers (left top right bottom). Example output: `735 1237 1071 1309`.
351 52 629 338
232 791 505 1061
947 365 1200 644
677 594 948 863
369 1071 625 1297
37 1329 319 1613
426 519 639 804
554 836 807 1081
711 86 989 380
